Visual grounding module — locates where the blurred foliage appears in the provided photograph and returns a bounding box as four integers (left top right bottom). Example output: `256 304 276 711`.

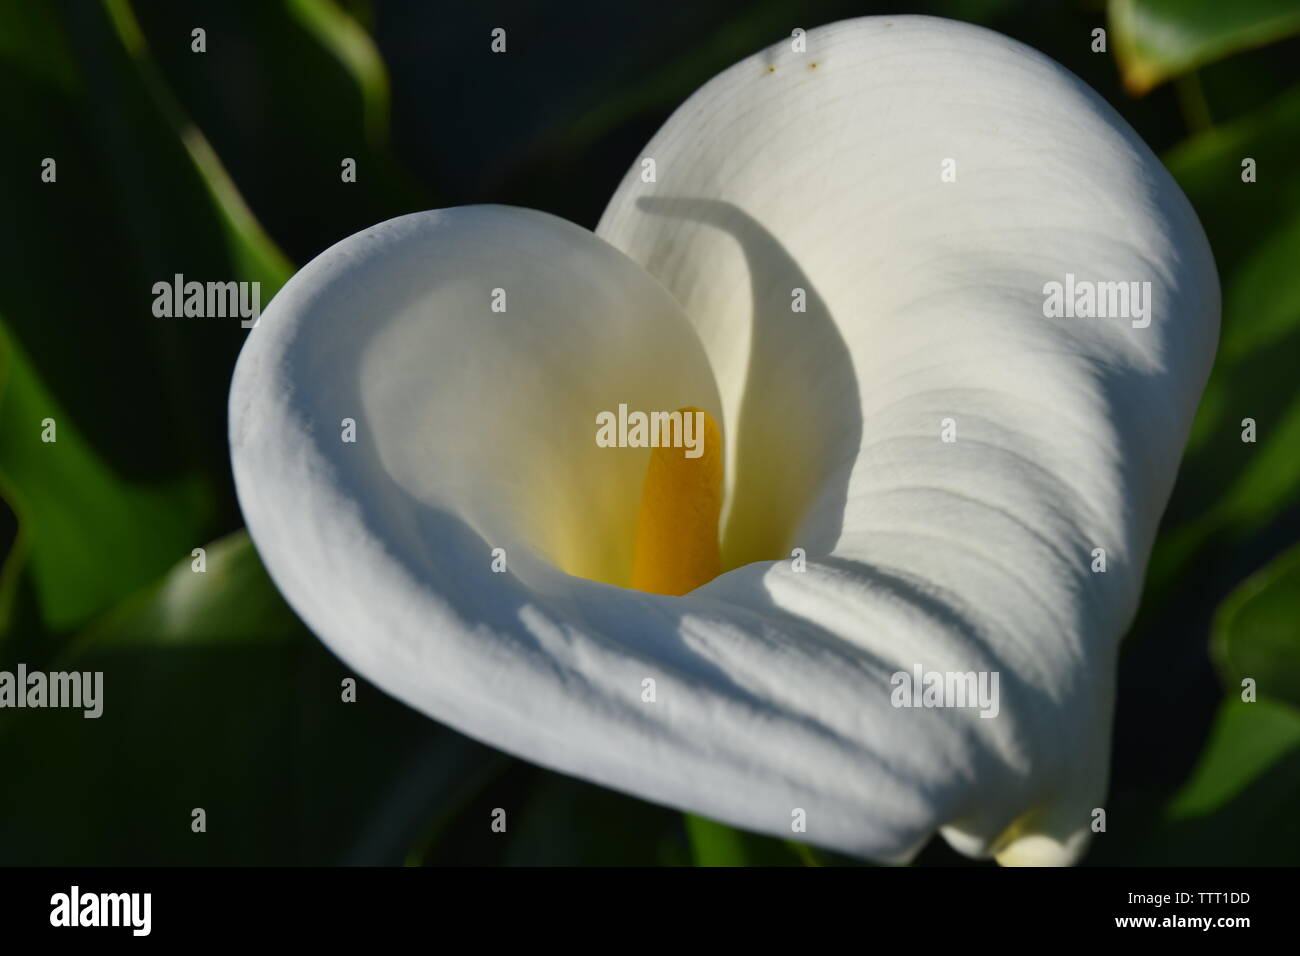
1145 85 1300 597
1139 697 1300 865
1212 543 1300 712
1110 0 1300 94
684 813 826 866
0 320 209 633
0 529 509 864
1103 548 1300 866
0 0 1297 865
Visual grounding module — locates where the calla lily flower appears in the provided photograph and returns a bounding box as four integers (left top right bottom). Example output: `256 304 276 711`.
229 16 1217 865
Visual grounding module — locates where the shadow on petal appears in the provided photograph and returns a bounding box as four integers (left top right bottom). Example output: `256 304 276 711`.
634 197 863 572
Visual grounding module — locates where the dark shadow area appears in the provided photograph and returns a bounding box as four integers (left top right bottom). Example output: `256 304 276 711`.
1130 744 1300 866
0 638 503 865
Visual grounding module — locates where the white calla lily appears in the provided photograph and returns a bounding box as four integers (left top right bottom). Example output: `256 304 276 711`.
229 16 1218 865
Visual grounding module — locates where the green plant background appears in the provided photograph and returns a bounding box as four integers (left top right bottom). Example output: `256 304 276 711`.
1 0 1297 866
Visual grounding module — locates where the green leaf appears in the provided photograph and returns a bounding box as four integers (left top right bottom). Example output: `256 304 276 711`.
1168 698 1300 819
1110 0 1300 94
100 0 295 288
0 320 210 633
124 0 428 262
1163 84 1300 282
1137 696 1300 864
1212 543 1300 710
684 814 812 866
0 0 298 630
72 530 304 648
685 814 751 866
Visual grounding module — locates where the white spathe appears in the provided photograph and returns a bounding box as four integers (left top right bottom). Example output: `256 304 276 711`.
229 16 1218 865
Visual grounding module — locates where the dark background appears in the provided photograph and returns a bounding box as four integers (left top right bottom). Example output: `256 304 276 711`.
1 0 1297 865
